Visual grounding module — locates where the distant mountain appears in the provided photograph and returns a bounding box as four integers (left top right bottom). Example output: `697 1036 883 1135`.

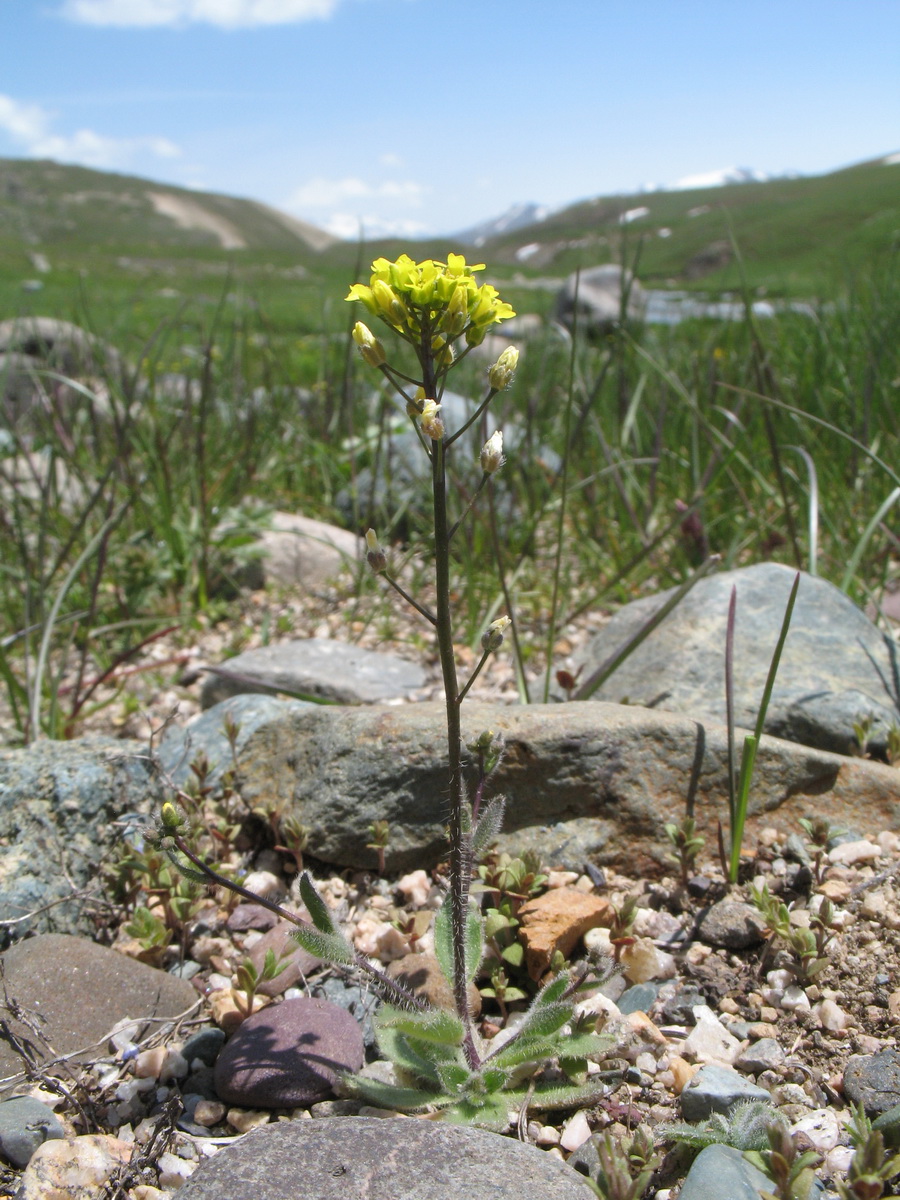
454 203 552 247
0 158 337 254
470 154 900 295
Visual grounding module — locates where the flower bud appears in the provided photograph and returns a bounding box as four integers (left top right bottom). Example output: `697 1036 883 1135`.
372 279 407 326
481 615 511 653
365 528 387 573
419 398 445 441
480 430 505 475
352 321 386 368
441 282 469 337
488 345 519 391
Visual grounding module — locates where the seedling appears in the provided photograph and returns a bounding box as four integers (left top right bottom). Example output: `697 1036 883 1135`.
664 815 706 885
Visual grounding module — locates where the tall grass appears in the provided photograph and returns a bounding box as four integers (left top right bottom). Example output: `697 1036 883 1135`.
1 257 898 743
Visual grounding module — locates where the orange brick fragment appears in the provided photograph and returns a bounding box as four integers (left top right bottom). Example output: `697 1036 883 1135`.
518 889 611 980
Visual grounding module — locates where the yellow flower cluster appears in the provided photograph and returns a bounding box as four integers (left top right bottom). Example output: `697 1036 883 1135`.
346 253 515 347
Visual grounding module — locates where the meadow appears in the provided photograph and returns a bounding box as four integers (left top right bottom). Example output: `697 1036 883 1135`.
1 216 899 744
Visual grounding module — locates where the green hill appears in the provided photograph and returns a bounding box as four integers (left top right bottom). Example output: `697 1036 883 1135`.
472 155 900 297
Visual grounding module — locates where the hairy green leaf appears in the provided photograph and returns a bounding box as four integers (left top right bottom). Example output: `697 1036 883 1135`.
472 796 506 858
378 1003 465 1046
289 925 354 965
298 871 339 935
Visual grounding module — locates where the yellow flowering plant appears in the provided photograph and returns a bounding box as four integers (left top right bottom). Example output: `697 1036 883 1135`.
160 254 613 1128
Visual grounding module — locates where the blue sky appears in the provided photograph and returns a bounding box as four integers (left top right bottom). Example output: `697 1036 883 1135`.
0 0 897 239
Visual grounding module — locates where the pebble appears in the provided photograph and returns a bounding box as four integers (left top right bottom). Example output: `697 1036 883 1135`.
815 999 849 1032
817 878 851 901
828 840 881 865
781 985 811 1012
680 1063 770 1121
226 903 281 933
193 1100 227 1127
246 919 321 997
396 869 435 908
182 1027 227 1068
682 1005 744 1065
517 888 611 980
843 1049 900 1115
790 1107 843 1153
734 1037 785 1075
158 1150 198 1188
678 1143 773 1200
15 1134 133 1199
694 901 767 949
620 939 677 984
559 1109 593 1151
227 1108 272 1133
618 982 660 1015
661 985 708 1025
0 1096 64 1167
213 997 365 1108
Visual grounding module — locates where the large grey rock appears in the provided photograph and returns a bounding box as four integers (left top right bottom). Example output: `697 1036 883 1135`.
572 563 900 756
0 934 198 1096
0 317 120 378
556 264 646 334
201 699 900 874
242 511 362 591
156 694 313 787
176 1115 595 1199
199 638 426 709
0 736 163 942
0 1096 64 1166
678 1143 773 1200
843 1049 900 1115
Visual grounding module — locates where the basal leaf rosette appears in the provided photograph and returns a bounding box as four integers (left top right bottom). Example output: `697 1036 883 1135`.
347 253 515 346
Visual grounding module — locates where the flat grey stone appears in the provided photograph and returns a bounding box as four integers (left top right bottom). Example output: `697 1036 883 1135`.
240 511 362 591
199 639 426 708
571 563 900 756
213 699 900 873
176 1115 595 1199
844 1049 900 1115
678 1143 772 1200
617 982 660 1015
734 1037 786 1074
680 1063 771 1121
0 934 198 1097
0 737 163 941
0 1096 63 1166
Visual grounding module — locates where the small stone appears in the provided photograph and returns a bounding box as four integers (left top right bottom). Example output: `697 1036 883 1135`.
718 997 740 1015
208 987 270 1035
16 1134 133 1199
160 1049 189 1083
517 889 611 980
678 1143 773 1200
626 1011 668 1046
695 901 767 950
780 986 811 1012
682 1006 744 1065
619 939 676 984
747 1022 779 1040
815 999 849 1032
669 1054 701 1094
226 904 280 933
735 1038 785 1075
617 982 660 1015
0 1097 64 1167
226 1108 271 1133
396 869 433 908
635 1051 658 1075
181 1027 226 1068
246 918 321 997
535 1124 560 1146
790 1107 842 1153
353 915 410 961
844 1049 900 1115
192 1100 226 1127
826 1146 855 1176
241 871 284 901
134 1047 167 1079
760 1006 779 1023
213 997 365 1109
559 1109 592 1151
662 985 708 1025
828 840 881 866
818 879 851 901
158 1150 198 1188
680 1063 770 1121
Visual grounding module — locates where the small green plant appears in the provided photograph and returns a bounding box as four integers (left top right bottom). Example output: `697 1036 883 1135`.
366 820 391 875
583 1125 661 1200
664 815 706 885
797 816 843 885
659 1100 787 1153
123 905 173 966
232 948 288 1018
722 572 800 883
836 1102 900 1200
750 881 836 983
607 894 639 962
745 1119 823 1200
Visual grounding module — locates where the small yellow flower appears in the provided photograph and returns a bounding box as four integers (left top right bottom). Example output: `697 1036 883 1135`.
365 528 387 573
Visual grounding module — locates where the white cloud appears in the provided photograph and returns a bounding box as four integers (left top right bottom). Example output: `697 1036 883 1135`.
59 0 339 28
286 176 425 210
325 212 430 240
0 92 182 169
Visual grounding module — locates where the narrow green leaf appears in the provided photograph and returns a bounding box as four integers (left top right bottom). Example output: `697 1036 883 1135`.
298 871 338 935
289 926 354 965
433 901 453 986
378 1004 465 1046
472 796 506 858
433 901 483 987
347 1074 448 1113
465 907 485 983
374 1025 442 1083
